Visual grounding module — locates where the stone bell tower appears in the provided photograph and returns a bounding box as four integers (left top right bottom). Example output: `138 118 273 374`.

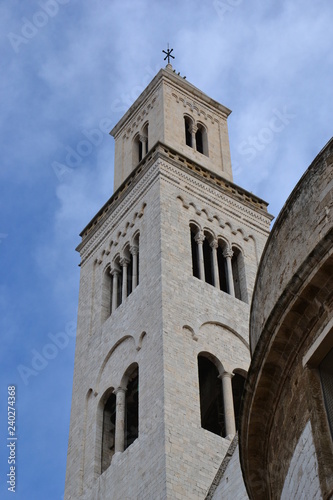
64 63 272 499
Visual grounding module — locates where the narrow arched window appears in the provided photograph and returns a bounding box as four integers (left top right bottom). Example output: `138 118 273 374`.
198 355 226 438
203 233 214 286
125 365 139 450
196 124 208 156
231 247 247 303
217 241 228 293
101 392 116 473
190 225 200 279
184 117 193 147
232 371 246 432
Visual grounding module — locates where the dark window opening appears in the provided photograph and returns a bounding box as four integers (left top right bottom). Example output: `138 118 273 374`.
138 141 143 162
196 128 203 154
319 347 333 438
101 393 116 473
125 368 139 450
198 356 226 437
191 228 200 278
116 266 123 307
203 237 214 286
217 246 228 293
232 373 246 432
185 118 192 147
232 248 242 300
127 253 133 297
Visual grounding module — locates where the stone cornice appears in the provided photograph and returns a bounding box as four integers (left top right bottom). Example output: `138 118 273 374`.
77 142 272 261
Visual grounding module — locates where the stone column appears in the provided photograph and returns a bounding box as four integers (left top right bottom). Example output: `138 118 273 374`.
189 124 198 151
120 257 130 300
139 135 148 156
221 371 236 437
211 240 220 289
130 245 139 289
111 268 120 312
194 232 205 280
114 387 126 453
224 248 235 297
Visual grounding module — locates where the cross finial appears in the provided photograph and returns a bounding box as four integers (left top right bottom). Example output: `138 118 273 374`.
162 44 175 64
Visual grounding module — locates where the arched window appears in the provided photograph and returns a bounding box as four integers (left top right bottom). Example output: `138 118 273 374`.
101 392 116 473
184 116 193 147
217 240 229 293
203 232 214 286
231 246 247 303
124 365 139 450
196 124 208 156
133 126 148 166
232 371 246 432
190 224 200 279
198 354 226 438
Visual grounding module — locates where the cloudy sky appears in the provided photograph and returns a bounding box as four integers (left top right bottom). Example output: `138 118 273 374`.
1 1 332 498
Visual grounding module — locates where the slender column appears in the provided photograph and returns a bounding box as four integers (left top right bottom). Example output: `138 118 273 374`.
120 257 130 300
194 232 205 280
210 240 220 289
111 268 119 312
130 245 139 289
221 371 236 437
189 124 198 150
114 387 126 453
224 248 235 297
139 135 148 156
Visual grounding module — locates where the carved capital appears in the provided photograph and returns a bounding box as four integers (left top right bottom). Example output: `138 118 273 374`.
114 387 127 396
223 248 233 259
120 257 130 268
210 239 218 250
139 134 148 143
110 268 120 277
130 245 139 256
189 124 198 135
194 232 205 245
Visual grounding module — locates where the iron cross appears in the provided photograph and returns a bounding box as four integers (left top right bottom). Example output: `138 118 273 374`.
163 45 175 64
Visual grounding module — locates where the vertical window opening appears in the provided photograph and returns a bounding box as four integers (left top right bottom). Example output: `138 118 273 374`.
232 247 241 300
319 347 333 438
125 366 139 450
198 355 225 437
185 117 192 147
190 227 200 278
232 373 246 432
127 253 133 296
203 235 214 286
231 247 247 302
101 393 116 473
217 244 228 293
138 141 143 162
196 128 203 154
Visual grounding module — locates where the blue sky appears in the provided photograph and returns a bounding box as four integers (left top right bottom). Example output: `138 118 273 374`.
1 1 332 498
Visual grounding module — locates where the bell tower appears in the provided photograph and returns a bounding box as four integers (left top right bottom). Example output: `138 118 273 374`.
65 63 272 499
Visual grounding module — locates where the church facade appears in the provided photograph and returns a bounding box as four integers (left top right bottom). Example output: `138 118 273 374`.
64 64 272 499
